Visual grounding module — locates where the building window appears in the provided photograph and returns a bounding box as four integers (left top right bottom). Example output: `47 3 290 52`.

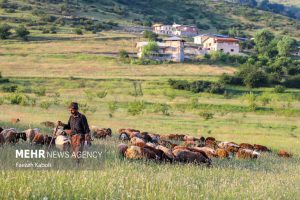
220 49 224 52
231 49 234 52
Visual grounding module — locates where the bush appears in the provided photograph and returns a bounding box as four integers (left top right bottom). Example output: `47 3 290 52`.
32 9 45 16
15 25 30 40
199 111 214 120
127 101 145 116
42 27 50 34
142 41 159 57
273 85 285 93
118 49 129 59
130 58 161 65
237 65 268 88
34 87 46 96
50 26 57 34
207 83 225 94
5 93 36 106
143 30 158 41
74 28 83 35
169 79 225 94
0 23 11 39
1 85 18 93
168 79 189 90
153 103 171 116
189 81 211 93
0 73 9 83
219 74 243 85
243 69 268 88
283 75 300 89
40 101 52 110
210 51 228 62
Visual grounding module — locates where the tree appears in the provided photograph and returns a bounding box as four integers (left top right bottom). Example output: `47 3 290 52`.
74 28 83 35
237 64 268 88
118 49 129 59
143 30 158 41
0 23 11 39
254 29 274 54
15 25 30 40
277 36 297 56
142 41 159 57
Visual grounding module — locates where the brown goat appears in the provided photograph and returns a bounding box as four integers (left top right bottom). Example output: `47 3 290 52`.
216 148 229 158
237 149 260 159
239 143 254 150
11 118 20 124
184 140 196 148
2 130 26 143
190 147 217 158
44 135 55 146
253 144 271 152
205 140 218 149
175 150 211 166
32 133 45 145
278 150 292 158
131 137 146 147
92 128 112 139
161 134 185 141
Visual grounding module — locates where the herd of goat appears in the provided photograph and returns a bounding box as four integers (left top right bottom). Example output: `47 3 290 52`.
0 122 294 166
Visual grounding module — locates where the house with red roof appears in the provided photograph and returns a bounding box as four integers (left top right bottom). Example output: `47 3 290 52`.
194 35 240 55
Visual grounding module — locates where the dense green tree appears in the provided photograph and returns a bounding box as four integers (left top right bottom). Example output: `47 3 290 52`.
254 29 274 54
277 36 297 56
15 25 30 40
142 41 159 57
0 23 11 39
143 30 158 41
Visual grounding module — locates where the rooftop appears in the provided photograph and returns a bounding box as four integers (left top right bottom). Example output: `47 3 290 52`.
163 36 186 42
214 38 239 43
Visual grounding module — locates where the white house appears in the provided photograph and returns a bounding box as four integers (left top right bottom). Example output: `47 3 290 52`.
152 23 198 38
194 35 240 55
152 24 173 35
136 36 185 62
194 34 210 45
172 23 198 37
203 37 240 54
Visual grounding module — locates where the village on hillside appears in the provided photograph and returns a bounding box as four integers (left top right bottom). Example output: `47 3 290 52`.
136 23 248 62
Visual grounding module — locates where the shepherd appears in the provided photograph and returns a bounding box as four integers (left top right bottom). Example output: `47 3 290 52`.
57 102 91 164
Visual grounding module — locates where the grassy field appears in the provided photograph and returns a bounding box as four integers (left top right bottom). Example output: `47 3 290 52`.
0 31 300 199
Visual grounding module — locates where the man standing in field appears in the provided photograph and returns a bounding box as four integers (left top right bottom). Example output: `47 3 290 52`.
57 102 91 163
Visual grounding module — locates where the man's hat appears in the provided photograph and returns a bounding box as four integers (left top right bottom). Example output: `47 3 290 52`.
69 102 79 110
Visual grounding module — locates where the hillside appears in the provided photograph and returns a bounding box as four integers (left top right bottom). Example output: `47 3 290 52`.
0 0 299 38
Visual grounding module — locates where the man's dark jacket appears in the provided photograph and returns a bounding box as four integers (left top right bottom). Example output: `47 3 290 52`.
63 112 90 135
